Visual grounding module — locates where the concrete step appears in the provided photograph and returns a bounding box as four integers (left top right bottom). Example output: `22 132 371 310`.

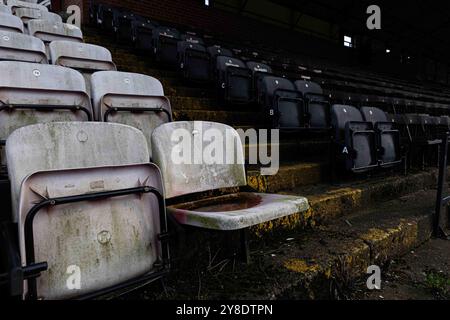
147 188 436 300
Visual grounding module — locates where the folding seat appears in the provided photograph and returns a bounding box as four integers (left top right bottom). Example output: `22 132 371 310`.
90 71 172 158
0 3 11 14
28 20 83 46
132 16 158 52
1 121 169 299
215 56 252 104
0 12 23 33
152 26 181 66
260 76 304 129
245 61 272 103
177 41 210 81
294 80 331 130
49 41 116 94
14 8 62 25
360 106 402 168
0 61 92 168
207 45 232 79
6 0 48 14
95 3 116 33
151 121 309 260
331 104 378 172
0 30 46 63
115 10 135 44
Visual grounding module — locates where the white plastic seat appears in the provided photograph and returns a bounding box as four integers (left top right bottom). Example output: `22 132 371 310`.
91 71 172 158
0 61 92 166
0 3 11 14
151 121 309 230
0 11 23 33
6 0 48 14
15 8 62 24
6 121 167 300
0 30 47 63
28 20 83 45
49 41 115 72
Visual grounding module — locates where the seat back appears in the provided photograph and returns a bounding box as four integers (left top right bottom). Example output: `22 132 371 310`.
0 31 47 63
0 12 23 33
153 26 181 65
6 0 48 14
152 121 246 199
115 10 134 43
49 41 115 71
216 56 252 103
181 33 204 45
294 80 329 128
361 106 399 165
331 104 376 171
207 45 233 59
96 3 116 32
133 19 157 51
246 61 272 101
177 41 209 81
6 122 165 299
28 20 83 45
15 8 62 24
261 76 303 129
91 71 172 158
0 61 92 165
0 3 11 14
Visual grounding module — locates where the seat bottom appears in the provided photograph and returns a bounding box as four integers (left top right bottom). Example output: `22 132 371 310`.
168 192 309 230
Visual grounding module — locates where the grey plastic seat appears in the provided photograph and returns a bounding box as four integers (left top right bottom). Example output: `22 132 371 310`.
0 3 12 14
5 121 168 299
49 41 116 94
6 0 48 14
28 20 83 45
0 11 23 33
151 121 309 230
91 71 172 158
15 7 62 24
0 30 46 63
0 61 92 166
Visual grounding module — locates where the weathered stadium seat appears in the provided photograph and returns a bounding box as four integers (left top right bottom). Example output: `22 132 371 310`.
0 12 23 33
0 61 92 167
27 20 83 46
360 106 402 168
151 121 309 259
294 80 331 129
6 0 48 14
246 61 272 104
153 26 181 65
207 45 233 79
49 41 116 93
331 104 378 172
133 16 158 52
0 3 11 14
260 76 304 129
216 56 252 104
0 30 46 63
15 7 62 25
3 121 168 299
177 41 210 81
91 71 172 158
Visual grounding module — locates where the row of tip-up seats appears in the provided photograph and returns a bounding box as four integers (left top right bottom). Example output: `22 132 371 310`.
0 2 311 300
87 3 449 175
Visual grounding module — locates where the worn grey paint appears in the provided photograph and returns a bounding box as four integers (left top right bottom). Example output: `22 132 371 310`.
7 0 48 14
28 20 83 45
